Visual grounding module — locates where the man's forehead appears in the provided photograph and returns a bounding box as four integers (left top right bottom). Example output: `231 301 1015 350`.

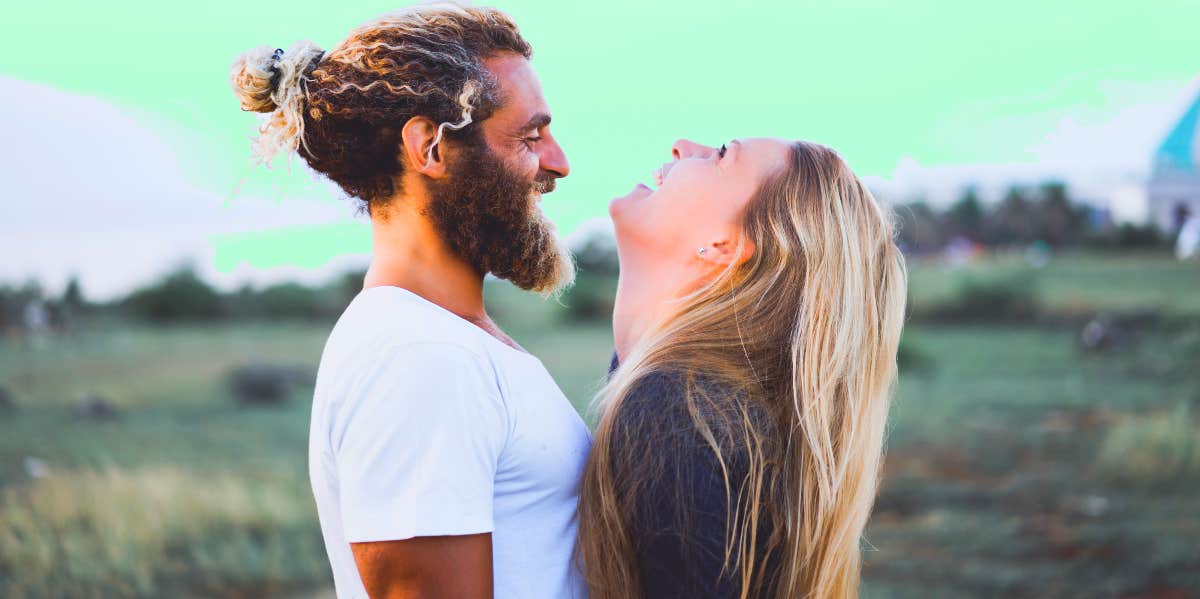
483 53 549 128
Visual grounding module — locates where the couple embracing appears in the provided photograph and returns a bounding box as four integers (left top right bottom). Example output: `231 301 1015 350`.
231 4 906 598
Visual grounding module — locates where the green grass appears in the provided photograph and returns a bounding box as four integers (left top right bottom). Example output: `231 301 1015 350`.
867 323 1200 597
1 254 1199 597
889 326 1199 448
0 323 331 597
1094 404 1200 486
907 250 1200 318
0 321 328 410
0 284 615 598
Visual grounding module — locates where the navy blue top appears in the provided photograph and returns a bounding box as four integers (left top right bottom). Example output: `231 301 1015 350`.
605 353 778 598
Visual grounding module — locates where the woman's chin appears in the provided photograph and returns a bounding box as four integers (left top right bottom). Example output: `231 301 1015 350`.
609 183 653 218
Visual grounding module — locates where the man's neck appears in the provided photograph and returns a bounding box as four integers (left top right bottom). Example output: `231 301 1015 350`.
363 198 505 343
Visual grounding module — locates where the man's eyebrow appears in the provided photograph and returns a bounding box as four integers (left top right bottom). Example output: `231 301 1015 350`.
520 113 552 131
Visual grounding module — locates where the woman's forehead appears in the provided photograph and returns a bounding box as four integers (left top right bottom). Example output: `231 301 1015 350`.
735 138 792 174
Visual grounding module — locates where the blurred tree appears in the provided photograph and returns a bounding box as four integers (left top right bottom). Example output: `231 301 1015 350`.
1034 182 1086 246
988 186 1036 245
561 225 620 322
0 281 46 332
339 270 367 308
61 276 86 310
1084 223 1167 250
223 279 349 321
895 200 946 254
252 283 337 320
121 265 225 322
945 186 984 242
572 232 619 276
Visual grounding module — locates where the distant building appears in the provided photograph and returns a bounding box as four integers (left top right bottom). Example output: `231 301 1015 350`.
1148 89 1200 233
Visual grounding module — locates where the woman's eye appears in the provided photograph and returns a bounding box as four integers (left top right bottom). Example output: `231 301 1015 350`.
717 143 727 159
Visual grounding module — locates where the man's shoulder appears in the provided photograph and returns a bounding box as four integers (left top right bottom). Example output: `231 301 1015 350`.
328 287 496 362
316 292 505 402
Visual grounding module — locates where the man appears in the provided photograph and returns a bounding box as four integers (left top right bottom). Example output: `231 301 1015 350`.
232 4 590 598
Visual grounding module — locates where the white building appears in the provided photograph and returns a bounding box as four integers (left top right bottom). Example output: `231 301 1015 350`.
1148 89 1200 233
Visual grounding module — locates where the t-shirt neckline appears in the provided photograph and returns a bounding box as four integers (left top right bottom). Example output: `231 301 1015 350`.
359 284 532 357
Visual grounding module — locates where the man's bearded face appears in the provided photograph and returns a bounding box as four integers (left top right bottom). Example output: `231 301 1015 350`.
425 138 575 295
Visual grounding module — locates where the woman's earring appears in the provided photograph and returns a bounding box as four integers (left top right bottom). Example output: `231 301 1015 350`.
697 247 708 256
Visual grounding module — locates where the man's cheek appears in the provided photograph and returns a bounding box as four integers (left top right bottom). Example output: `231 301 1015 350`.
524 152 542 175
502 154 536 180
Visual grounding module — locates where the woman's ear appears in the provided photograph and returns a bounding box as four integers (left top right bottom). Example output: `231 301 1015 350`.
400 116 448 178
701 235 756 267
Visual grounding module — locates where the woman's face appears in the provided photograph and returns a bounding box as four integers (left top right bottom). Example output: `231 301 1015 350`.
609 137 791 268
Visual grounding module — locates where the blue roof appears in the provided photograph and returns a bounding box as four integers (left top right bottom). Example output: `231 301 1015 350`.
1156 89 1200 174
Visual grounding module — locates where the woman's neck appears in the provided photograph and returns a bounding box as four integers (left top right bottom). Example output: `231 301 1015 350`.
612 255 698 360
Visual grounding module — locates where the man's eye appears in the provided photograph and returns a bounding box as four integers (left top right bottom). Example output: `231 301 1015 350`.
525 136 542 145
717 144 727 159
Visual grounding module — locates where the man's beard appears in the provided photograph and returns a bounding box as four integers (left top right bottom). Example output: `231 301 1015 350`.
425 140 575 296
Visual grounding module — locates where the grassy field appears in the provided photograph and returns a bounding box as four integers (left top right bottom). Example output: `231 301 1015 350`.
0 251 1197 597
906 250 1200 318
866 325 1200 597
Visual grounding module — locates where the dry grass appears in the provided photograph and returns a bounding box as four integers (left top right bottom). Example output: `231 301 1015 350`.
0 465 324 598
1094 404 1200 486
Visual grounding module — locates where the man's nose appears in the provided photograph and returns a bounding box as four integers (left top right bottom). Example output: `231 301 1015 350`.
539 136 570 179
671 139 715 160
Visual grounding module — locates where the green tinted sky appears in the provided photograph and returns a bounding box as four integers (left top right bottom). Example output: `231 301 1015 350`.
3 0 1197 280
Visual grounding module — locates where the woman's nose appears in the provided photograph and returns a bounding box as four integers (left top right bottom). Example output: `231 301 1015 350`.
671 139 715 160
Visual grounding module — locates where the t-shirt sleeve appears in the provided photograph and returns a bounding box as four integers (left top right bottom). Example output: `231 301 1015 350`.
330 342 508 543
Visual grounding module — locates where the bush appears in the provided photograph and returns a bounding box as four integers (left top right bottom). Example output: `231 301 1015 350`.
1114 321 1200 383
121 266 224 323
119 265 351 324
0 386 14 412
1093 405 1200 487
560 224 620 322
228 364 314 406
0 282 46 332
916 273 1041 323
227 283 342 321
559 271 618 323
897 334 935 374
1083 223 1169 251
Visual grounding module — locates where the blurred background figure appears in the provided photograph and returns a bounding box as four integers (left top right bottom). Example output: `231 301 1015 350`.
1177 210 1199 260
1 1 1198 598
20 298 48 349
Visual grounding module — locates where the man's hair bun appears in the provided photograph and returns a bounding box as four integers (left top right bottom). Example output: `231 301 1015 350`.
230 4 533 206
229 41 325 162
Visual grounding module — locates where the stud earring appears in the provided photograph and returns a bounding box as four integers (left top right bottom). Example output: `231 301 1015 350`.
697 247 707 256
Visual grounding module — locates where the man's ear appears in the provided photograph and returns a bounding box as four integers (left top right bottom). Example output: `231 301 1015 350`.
400 116 448 178
701 235 756 267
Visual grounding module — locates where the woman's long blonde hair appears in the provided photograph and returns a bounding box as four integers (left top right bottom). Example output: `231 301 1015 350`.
578 141 908 599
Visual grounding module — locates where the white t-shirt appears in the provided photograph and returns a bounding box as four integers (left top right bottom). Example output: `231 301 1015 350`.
308 285 592 599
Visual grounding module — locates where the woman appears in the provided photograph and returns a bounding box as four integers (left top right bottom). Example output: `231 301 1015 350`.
578 138 907 598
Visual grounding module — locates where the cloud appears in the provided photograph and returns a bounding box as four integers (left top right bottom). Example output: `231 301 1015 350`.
0 77 356 300
864 77 1200 214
